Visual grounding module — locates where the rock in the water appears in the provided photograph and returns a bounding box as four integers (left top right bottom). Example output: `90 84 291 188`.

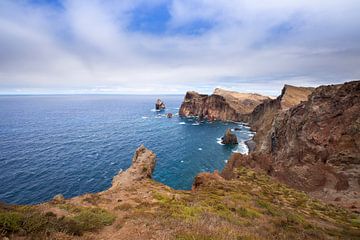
221 129 238 145
167 113 173 118
155 99 166 110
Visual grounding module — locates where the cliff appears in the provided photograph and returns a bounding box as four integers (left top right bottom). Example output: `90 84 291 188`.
222 81 360 211
179 88 270 121
1 146 359 239
248 84 314 151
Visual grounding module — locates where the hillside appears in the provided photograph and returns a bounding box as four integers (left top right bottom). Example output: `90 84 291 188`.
1 146 359 239
225 81 360 212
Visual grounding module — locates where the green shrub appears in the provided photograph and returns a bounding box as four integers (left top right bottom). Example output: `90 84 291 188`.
0 211 23 232
71 207 116 232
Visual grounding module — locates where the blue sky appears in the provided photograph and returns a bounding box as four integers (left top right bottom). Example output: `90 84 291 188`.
0 0 360 95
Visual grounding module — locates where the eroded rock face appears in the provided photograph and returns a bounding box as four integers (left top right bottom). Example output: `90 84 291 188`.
223 81 360 211
248 85 314 152
155 99 166 110
111 145 156 190
179 89 269 121
221 129 238 145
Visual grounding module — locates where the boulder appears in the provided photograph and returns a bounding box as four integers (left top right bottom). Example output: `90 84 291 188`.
221 129 238 145
155 99 166 110
167 113 173 118
52 194 65 203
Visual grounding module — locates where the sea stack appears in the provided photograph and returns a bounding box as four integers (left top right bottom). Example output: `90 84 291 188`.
221 129 238 145
155 99 166 110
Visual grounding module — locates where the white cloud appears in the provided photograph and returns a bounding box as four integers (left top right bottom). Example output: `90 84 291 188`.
0 0 359 95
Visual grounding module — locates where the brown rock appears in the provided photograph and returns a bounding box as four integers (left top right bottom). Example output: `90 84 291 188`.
221 129 238 145
222 80 360 211
52 194 65 203
247 84 314 152
192 170 223 190
111 145 156 190
179 88 269 121
155 99 165 110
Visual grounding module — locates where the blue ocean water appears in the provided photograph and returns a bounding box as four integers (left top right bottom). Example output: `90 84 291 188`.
0 95 254 205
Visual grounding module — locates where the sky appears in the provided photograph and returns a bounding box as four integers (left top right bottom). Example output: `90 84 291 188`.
0 0 360 96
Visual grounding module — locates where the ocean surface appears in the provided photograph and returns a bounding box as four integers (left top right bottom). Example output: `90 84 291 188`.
0 95 254 205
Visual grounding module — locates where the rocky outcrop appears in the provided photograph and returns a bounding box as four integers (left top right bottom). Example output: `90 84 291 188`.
221 129 238 145
192 170 223 190
110 145 156 190
155 99 165 110
222 81 360 211
179 88 269 121
248 85 314 152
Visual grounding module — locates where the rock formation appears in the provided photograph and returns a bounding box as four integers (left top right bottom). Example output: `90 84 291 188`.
111 145 156 190
166 113 173 118
247 84 314 152
155 99 165 110
179 88 269 121
221 129 238 145
222 81 360 211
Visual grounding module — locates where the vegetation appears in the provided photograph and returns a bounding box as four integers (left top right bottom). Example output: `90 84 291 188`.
130 167 360 239
1 166 359 239
0 203 115 238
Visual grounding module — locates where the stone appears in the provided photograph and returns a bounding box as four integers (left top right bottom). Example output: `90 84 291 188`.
221 129 238 145
111 145 156 190
52 194 65 203
155 99 166 110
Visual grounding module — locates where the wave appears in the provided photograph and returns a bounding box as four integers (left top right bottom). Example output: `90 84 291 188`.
231 141 249 155
141 116 148 119
216 137 224 145
192 122 200 126
179 122 186 125
198 148 203 151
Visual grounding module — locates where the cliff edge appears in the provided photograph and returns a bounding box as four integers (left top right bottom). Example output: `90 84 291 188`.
179 88 270 121
222 81 360 211
248 84 314 151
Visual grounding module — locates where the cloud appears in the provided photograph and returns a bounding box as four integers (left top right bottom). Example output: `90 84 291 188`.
0 0 359 95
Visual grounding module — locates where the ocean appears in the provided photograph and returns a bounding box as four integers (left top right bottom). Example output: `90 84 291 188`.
0 95 254 204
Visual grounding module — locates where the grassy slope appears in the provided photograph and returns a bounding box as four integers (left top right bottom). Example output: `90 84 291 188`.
1 167 359 239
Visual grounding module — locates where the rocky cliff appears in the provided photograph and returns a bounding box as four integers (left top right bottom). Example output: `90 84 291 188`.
248 84 314 152
2 146 359 239
179 88 269 121
222 81 360 211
